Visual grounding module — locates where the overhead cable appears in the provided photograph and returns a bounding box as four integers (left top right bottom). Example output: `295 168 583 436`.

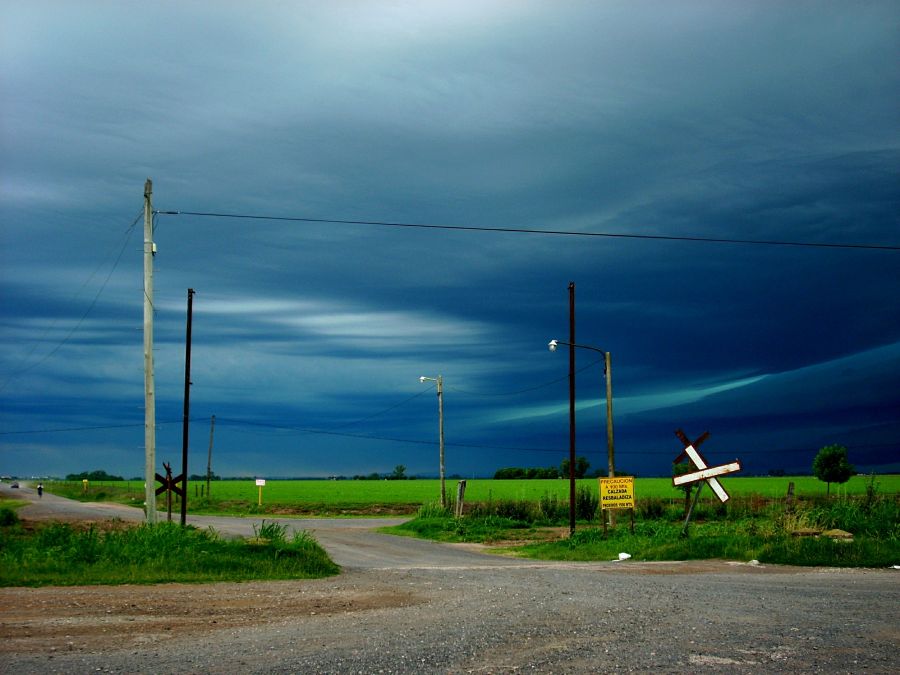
156 209 900 251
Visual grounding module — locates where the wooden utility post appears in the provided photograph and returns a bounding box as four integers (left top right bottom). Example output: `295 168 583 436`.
605 350 616 527
143 179 157 524
605 351 615 478
568 281 576 536
206 415 216 498
180 288 195 527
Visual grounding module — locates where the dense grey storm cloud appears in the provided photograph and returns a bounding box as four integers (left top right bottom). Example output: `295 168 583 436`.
1 2 898 480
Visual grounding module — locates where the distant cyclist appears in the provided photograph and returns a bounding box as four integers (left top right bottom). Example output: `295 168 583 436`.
37 483 43 498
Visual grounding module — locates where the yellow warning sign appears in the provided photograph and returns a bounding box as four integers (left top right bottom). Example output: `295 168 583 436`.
599 476 635 510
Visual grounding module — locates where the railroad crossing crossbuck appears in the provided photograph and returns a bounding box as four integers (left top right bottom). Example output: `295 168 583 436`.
672 429 741 503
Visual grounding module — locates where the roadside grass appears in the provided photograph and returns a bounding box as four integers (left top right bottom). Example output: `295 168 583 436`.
513 520 899 568
388 488 900 568
0 513 339 587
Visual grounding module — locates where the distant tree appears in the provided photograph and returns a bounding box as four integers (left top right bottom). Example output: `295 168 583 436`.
537 466 559 479
190 473 220 481
66 470 124 482
812 444 855 496
494 466 559 479
390 465 407 480
560 456 590 479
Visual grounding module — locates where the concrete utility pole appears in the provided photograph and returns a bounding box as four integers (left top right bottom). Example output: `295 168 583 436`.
419 374 446 508
143 179 157 524
437 374 445 509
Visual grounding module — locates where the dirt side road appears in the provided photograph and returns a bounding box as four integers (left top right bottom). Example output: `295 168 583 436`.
2 483 898 673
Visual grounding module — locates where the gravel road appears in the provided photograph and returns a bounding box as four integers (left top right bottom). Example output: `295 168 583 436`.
2 482 898 673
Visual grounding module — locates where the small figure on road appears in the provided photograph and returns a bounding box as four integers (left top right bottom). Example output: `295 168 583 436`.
37 483 43 498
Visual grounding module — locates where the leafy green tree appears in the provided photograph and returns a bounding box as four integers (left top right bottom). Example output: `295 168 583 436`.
560 456 590 479
812 444 855 495
390 465 407 480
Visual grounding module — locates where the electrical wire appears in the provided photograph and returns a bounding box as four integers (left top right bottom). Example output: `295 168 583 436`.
1 415 892 466
156 209 900 252
332 387 434 428
0 210 143 392
445 358 604 397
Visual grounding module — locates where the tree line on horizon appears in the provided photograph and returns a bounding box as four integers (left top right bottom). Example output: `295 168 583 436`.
493 457 633 480
58 444 859 486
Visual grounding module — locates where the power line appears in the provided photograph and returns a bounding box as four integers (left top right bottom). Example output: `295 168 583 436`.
334 387 434 428
1 415 893 462
0 210 143 392
156 209 900 252
445 357 604 397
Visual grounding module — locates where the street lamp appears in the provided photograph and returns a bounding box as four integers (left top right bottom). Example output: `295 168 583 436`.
548 338 616 525
419 374 446 508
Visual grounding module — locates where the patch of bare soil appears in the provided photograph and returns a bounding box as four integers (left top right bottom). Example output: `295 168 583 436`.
1 517 422 655
0 580 421 654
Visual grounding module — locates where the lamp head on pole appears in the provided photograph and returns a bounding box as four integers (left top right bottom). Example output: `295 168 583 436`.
548 339 559 352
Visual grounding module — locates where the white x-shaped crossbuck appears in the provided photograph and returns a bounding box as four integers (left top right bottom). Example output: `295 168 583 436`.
672 430 741 503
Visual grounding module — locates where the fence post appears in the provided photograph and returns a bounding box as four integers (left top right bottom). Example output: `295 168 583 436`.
455 480 467 517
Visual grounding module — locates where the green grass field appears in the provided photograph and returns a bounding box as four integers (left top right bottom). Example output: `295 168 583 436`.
80 474 899 508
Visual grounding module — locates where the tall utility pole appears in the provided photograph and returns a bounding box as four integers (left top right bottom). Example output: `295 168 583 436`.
419 374 446 508
568 281 576 536
206 414 216 498
604 350 616 527
437 374 445 509
605 351 615 480
143 179 157 524
180 288 195 527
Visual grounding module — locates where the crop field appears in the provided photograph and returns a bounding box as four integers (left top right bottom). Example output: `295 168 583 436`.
97 474 900 507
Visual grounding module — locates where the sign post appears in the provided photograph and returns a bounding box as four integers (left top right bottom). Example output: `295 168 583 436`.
256 478 266 506
598 476 635 534
155 461 185 523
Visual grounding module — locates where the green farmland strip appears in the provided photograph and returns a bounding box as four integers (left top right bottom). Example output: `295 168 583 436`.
87 474 898 508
